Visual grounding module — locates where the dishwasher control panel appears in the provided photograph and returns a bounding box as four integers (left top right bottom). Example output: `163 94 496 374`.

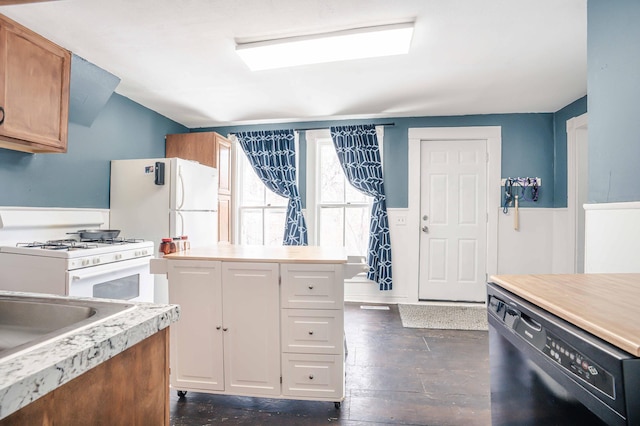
542 331 615 399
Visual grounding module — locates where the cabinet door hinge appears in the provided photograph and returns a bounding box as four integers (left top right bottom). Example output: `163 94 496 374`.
279 276 281 285
280 376 283 384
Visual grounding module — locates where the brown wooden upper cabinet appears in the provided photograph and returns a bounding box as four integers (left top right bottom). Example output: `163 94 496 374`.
0 14 71 153
166 131 233 244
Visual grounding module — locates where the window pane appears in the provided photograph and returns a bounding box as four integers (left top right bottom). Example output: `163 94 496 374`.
345 181 368 203
265 187 288 207
345 206 370 255
319 143 344 203
318 207 344 248
241 159 264 206
240 209 263 245
265 209 286 246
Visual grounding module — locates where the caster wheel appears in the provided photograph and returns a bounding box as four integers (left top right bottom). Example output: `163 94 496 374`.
334 401 341 409
177 390 187 398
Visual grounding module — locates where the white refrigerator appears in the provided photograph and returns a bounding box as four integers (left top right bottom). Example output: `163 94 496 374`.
110 157 218 303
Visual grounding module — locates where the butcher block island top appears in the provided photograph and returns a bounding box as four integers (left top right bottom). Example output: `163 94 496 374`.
163 244 349 264
490 273 640 357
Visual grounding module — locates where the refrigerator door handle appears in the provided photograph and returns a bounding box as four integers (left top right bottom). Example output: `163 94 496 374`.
177 165 186 210
177 211 185 236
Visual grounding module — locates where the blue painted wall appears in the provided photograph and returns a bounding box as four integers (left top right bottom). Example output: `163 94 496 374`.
0 56 587 211
200 112 563 209
587 0 640 203
0 94 187 208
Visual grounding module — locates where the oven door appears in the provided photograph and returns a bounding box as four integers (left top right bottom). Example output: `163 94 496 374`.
67 257 154 303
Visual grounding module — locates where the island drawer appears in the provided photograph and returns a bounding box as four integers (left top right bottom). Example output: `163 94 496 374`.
281 353 344 399
280 264 343 309
281 309 343 354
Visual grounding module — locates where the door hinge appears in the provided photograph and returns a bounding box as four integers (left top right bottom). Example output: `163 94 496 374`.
279 276 281 285
486 152 489 163
280 376 283 384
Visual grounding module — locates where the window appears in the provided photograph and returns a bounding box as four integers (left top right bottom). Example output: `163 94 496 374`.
234 128 382 256
236 147 288 246
314 138 372 255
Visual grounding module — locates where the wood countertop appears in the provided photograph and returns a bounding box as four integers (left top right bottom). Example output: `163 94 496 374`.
489 274 640 356
163 244 348 264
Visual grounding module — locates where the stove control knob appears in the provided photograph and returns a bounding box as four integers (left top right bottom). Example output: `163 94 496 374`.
83 259 90 266
115 254 122 260
93 258 100 264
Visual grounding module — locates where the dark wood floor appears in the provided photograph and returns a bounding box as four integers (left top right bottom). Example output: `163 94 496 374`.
170 302 491 425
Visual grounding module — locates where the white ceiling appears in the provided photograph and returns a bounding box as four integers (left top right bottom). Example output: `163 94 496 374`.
0 0 586 129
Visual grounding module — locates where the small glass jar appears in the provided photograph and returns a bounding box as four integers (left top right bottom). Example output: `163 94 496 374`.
173 237 182 252
181 235 190 250
159 238 173 255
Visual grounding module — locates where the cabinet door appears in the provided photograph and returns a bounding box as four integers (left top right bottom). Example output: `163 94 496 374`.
216 134 232 196
165 132 216 168
168 260 224 391
218 194 231 243
0 14 70 153
222 262 280 396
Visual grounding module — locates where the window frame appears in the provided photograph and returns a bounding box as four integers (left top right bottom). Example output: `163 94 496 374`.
232 127 383 253
234 136 292 246
305 127 383 256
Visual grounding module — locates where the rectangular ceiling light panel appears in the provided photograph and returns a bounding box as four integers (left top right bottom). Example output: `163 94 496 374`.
236 22 414 71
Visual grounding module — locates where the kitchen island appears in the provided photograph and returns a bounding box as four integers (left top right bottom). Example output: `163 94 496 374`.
0 291 180 424
154 244 348 407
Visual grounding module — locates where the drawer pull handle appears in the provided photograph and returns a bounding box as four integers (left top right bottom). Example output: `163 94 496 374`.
216 326 221 330
308 331 314 335
309 374 314 380
223 327 228 331
308 285 314 290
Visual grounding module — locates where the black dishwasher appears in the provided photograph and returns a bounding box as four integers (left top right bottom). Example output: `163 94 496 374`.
487 282 640 426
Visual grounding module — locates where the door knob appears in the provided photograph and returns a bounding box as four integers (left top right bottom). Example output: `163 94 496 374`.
422 225 429 233
422 215 428 221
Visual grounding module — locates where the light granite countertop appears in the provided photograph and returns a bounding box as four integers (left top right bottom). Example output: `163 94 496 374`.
0 291 180 420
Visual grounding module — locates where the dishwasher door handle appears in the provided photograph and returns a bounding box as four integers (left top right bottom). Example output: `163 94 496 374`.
520 313 542 332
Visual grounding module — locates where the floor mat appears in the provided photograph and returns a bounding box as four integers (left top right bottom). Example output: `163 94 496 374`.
398 304 488 330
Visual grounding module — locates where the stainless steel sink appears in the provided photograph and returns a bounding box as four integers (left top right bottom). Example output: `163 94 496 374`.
0 295 134 359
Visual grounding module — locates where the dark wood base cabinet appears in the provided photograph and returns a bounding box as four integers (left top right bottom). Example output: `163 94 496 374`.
0 328 169 425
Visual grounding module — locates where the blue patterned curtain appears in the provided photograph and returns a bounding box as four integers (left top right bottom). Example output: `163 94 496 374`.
330 125 392 290
236 130 308 246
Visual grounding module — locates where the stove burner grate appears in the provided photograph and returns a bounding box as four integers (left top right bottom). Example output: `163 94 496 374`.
17 240 99 251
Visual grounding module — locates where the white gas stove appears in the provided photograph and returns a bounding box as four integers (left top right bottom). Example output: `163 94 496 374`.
2 238 154 269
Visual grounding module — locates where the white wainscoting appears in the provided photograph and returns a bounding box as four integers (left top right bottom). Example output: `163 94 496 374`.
497 207 572 275
345 207 573 304
584 202 640 273
344 208 415 303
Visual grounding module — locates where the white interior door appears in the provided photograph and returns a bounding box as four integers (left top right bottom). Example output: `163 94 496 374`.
418 139 487 301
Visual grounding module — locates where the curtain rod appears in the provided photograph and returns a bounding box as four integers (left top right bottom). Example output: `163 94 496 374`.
228 122 395 135
294 122 395 132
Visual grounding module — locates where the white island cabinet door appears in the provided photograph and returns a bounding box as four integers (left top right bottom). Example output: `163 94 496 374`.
168 260 224 392
222 262 281 396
